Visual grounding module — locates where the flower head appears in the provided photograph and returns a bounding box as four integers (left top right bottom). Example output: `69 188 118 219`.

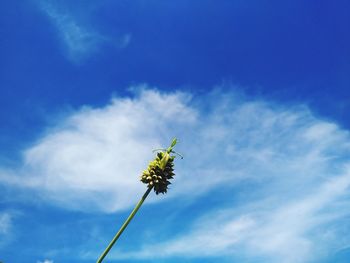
140 138 180 194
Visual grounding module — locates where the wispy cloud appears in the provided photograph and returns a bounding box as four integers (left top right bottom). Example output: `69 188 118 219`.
37 260 54 263
1 87 350 262
122 172 350 263
0 213 12 235
38 1 130 62
0 212 14 247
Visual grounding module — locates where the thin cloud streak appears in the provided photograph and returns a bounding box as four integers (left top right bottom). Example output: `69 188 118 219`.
0 212 14 248
37 260 54 263
0 213 12 235
38 1 131 62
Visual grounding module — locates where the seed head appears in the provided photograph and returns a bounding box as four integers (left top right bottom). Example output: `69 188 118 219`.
140 139 180 194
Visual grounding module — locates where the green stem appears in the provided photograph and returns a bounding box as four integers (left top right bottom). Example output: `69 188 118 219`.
96 186 153 263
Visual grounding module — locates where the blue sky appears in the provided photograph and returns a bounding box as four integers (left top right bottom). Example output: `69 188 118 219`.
0 1 350 262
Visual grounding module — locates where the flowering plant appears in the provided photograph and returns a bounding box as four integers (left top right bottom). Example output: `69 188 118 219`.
96 138 181 263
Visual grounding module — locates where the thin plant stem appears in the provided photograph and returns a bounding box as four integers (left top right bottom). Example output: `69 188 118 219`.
96 186 153 263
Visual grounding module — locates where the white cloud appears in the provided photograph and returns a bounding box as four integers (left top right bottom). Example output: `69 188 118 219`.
1 87 350 262
38 1 130 62
0 88 196 212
